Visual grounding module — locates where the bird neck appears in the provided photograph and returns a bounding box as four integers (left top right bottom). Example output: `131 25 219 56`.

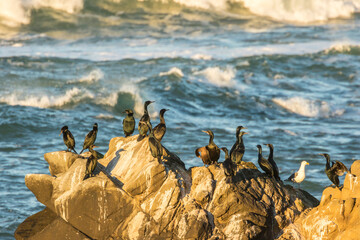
268 146 273 159
208 134 214 145
257 148 262 158
299 163 306 173
325 156 331 169
160 113 165 124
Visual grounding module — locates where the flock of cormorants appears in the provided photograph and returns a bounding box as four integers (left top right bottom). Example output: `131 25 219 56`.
59 100 350 189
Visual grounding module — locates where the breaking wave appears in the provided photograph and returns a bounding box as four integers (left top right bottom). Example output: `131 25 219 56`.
272 96 345 118
1 0 359 28
194 66 236 87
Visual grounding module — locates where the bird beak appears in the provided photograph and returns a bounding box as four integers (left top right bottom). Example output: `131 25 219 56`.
93 145 98 148
243 127 247 129
59 130 63 136
243 132 248 135
202 130 208 134
306 162 309 165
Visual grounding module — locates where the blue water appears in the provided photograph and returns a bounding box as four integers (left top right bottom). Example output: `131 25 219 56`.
1 0 360 238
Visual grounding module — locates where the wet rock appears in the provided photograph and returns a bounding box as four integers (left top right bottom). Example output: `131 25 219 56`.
278 160 360 240
17 135 319 239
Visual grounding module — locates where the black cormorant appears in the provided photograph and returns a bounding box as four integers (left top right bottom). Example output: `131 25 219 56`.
257 145 274 178
203 130 220 165
230 126 248 165
264 143 280 181
137 100 155 141
153 108 169 142
80 123 98 154
221 147 235 182
60 126 77 154
146 121 163 162
286 161 309 188
83 145 98 180
123 109 135 137
320 153 348 188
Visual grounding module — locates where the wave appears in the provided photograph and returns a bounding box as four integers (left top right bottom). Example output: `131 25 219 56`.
1 0 359 28
159 67 184 78
0 87 92 108
0 0 83 27
272 96 345 118
67 69 104 84
194 66 236 87
323 43 360 55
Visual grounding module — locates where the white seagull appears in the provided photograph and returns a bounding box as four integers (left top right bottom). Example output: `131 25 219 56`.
287 161 309 188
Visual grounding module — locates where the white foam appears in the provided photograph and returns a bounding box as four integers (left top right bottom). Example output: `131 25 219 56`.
159 67 184 77
194 66 236 87
95 114 115 119
191 54 212 60
0 0 83 27
323 42 360 54
77 69 104 83
272 96 343 118
241 0 360 24
0 87 93 108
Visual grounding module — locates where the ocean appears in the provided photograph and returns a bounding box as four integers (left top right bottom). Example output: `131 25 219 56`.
1 0 360 238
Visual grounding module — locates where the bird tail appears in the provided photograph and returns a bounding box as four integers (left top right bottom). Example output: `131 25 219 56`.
137 134 146 142
83 174 90 180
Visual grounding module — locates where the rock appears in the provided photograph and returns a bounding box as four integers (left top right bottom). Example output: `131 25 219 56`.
17 135 319 240
278 160 360 240
14 208 87 240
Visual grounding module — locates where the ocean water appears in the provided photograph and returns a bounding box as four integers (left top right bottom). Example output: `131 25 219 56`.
1 0 360 238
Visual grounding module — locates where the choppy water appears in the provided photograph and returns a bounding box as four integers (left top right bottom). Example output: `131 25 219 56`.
1 0 360 238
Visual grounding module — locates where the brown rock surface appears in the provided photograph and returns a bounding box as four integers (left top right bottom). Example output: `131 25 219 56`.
278 160 360 240
16 135 319 239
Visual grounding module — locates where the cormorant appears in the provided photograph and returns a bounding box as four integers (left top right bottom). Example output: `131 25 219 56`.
256 145 274 178
137 100 155 141
146 121 163 162
80 123 98 154
60 126 77 154
287 161 309 188
230 126 248 165
195 146 211 166
319 153 348 188
123 109 135 137
153 108 169 142
264 144 280 181
203 130 220 164
221 147 235 182
83 145 98 180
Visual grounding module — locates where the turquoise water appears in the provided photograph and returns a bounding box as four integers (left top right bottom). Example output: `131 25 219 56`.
1 0 360 238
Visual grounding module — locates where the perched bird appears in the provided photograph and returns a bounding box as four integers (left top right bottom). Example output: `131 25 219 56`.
123 109 135 137
287 161 309 188
257 145 274 178
83 145 98 180
60 126 77 154
230 126 248 165
221 147 235 182
264 144 281 181
319 153 349 188
153 109 169 142
80 123 98 154
203 130 220 164
137 100 155 141
195 146 211 166
146 121 163 162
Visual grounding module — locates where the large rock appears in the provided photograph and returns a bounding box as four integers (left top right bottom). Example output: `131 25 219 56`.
16 135 319 239
279 160 360 240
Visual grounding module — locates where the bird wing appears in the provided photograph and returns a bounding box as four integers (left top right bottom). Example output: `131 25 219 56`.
287 171 297 182
331 161 348 176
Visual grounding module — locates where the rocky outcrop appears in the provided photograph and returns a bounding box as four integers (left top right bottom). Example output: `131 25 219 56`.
16 135 319 240
278 160 360 240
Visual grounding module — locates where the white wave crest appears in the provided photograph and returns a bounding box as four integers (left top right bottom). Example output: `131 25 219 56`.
195 66 236 87
0 87 92 108
77 69 104 83
241 0 360 23
191 54 212 60
159 67 184 77
0 0 83 27
272 96 344 118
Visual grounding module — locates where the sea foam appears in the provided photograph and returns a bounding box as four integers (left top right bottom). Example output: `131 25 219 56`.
159 67 184 77
0 87 92 108
194 66 236 87
272 96 344 118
